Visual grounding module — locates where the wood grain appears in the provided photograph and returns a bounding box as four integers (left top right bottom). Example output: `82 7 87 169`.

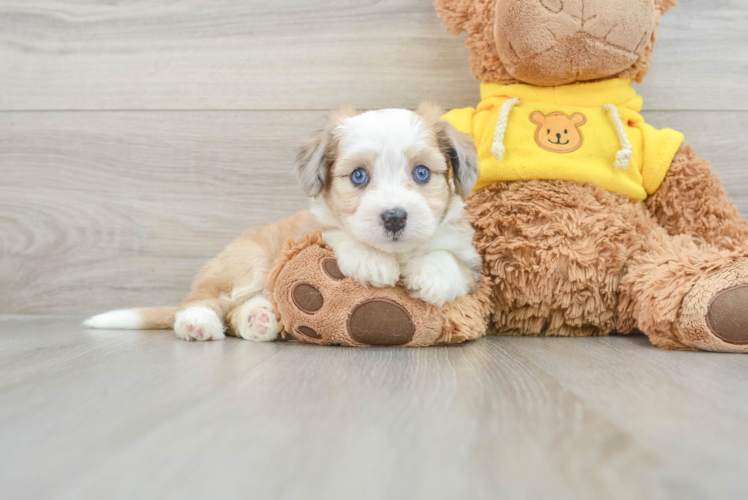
1 317 748 500
0 0 746 111
1 110 747 315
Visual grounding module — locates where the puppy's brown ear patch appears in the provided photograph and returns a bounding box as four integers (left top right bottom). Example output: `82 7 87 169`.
296 105 357 198
418 102 478 198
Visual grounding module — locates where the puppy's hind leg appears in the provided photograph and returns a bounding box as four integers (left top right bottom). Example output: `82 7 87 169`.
174 305 227 342
227 295 280 342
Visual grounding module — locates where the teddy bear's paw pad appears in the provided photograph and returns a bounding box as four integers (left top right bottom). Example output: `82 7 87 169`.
296 326 322 340
707 284 748 345
292 283 324 314
238 296 279 342
322 259 346 280
347 299 415 346
174 307 226 342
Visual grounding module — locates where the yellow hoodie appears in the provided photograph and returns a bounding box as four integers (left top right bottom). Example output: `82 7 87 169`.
443 79 684 200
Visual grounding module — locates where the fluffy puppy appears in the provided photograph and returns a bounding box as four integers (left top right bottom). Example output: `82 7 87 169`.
84 103 481 342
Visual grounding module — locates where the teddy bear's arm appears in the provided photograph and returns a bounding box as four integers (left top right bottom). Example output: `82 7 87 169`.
645 144 748 251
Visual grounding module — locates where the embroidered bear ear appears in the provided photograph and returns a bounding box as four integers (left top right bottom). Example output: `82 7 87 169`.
529 111 547 126
570 113 587 127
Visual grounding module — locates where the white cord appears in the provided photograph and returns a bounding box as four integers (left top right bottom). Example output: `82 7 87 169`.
603 103 633 169
491 97 522 162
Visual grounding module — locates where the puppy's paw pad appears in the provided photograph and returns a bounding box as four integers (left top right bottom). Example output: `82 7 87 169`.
239 297 279 342
174 307 226 341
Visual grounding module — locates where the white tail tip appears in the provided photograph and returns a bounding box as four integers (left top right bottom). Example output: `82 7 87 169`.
83 309 143 330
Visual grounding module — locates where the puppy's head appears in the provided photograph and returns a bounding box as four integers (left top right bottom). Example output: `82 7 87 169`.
297 103 477 253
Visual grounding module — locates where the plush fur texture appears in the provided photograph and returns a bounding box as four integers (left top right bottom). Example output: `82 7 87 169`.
465 144 748 351
646 145 748 250
469 178 652 337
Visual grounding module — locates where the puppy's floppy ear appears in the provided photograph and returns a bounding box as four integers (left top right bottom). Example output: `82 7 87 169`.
441 122 479 198
418 102 478 198
296 105 356 198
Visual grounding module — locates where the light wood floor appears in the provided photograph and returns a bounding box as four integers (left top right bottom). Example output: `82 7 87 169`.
2 0 748 498
2 316 748 500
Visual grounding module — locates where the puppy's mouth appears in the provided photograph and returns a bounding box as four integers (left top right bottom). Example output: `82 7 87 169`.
385 230 406 243
548 138 570 145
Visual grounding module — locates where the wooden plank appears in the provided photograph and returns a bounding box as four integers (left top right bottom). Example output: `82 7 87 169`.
0 0 745 112
1 110 746 315
0 110 321 314
1 317 748 499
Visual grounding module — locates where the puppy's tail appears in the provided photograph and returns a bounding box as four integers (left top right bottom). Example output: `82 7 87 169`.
83 307 178 330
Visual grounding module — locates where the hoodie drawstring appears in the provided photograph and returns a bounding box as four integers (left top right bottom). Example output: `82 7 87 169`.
491 97 522 162
602 104 633 169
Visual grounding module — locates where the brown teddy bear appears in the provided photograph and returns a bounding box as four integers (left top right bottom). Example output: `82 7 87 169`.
267 0 748 352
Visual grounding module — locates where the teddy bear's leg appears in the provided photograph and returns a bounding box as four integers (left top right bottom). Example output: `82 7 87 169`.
646 144 748 251
618 230 748 352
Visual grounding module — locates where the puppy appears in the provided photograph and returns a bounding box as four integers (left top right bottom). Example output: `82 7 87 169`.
84 103 481 342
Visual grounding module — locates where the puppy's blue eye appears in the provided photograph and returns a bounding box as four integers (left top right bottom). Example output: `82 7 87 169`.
350 168 369 186
413 166 431 184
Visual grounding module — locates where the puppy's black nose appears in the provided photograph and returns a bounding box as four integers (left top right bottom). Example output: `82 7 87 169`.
556 133 562 140
381 209 408 233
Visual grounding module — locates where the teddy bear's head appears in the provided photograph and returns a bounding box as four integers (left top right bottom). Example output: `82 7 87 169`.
435 0 678 86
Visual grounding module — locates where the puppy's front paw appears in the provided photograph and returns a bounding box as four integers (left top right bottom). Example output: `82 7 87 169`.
336 248 400 287
337 252 400 287
404 254 469 307
237 296 279 342
174 307 226 341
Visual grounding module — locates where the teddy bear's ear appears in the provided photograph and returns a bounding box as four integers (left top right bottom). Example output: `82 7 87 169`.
434 0 472 35
296 105 356 198
655 0 678 14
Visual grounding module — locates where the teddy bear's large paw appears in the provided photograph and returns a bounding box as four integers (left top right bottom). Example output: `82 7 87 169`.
706 285 748 346
678 261 748 353
268 238 446 347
